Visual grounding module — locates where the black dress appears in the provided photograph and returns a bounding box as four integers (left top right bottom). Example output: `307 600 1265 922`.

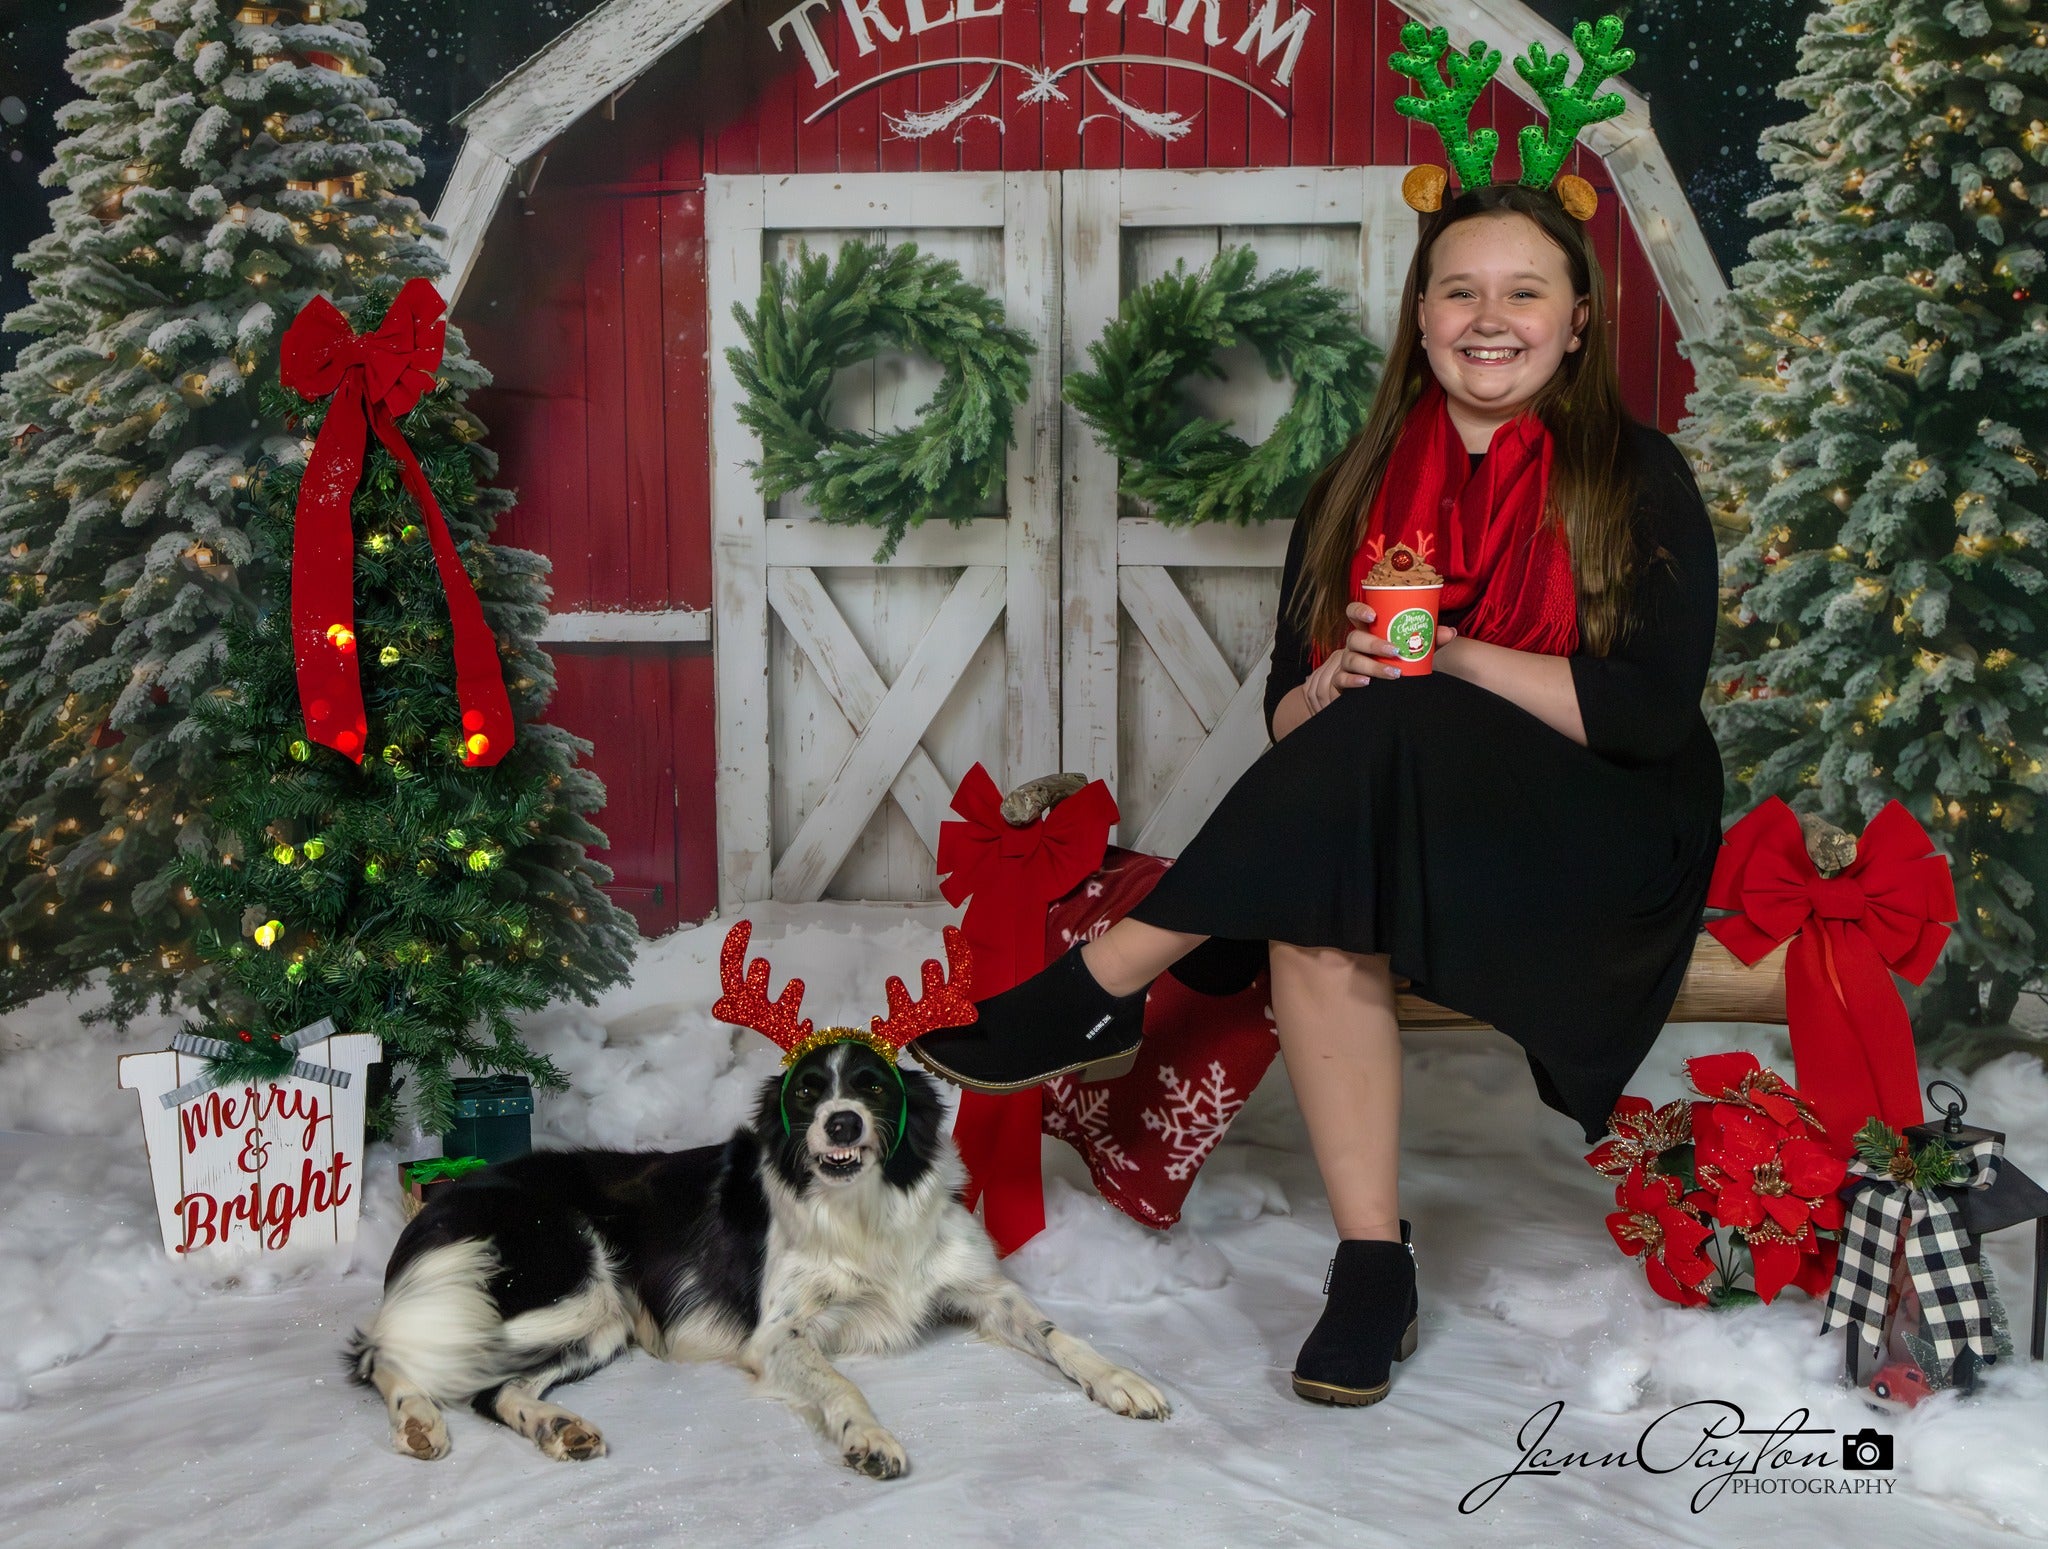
1127 421 1726 1145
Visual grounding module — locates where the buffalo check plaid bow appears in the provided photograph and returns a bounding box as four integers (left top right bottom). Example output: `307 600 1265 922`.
1819 1131 2004 1372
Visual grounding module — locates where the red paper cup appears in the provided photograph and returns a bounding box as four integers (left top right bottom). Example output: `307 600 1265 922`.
1360 582 1444 676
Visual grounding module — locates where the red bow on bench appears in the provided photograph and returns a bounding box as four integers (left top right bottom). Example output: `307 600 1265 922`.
1704 797 1957 1159
938 763 1118 1255
279 278 513 767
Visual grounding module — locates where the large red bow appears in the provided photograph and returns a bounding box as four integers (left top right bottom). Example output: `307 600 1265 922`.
1704 798 1957 1159
938 763 1118 1255
278 278 513 766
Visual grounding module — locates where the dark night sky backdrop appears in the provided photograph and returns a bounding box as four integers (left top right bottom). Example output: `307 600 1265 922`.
0 0 1817 371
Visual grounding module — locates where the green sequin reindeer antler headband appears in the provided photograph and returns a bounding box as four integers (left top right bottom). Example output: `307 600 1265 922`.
1388 12 1636 222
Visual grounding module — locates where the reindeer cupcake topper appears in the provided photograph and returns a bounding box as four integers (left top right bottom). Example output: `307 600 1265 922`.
1362 532 1438 574
1389 12 1635 221
714 919 977 1068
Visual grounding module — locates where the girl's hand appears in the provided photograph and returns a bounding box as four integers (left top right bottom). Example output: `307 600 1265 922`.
1435 620 1460 665
1302 602 1405 714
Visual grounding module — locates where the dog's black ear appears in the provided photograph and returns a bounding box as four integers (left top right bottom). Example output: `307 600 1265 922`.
715 1128 770 1233
880 1063 947 1189
896 1062 946 1117
750 1067 820 1196
722 1124 761 1177
749 1070 786 1142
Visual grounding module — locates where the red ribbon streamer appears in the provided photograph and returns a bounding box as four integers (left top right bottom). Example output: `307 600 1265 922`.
1704 797 1958 1160
278 278 514 767
937 763 1118 1256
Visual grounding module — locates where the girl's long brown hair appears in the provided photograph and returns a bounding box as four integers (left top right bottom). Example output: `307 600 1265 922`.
1292 183 1646 657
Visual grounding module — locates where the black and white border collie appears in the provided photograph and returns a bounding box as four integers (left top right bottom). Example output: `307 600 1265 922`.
346 1042 1169 1475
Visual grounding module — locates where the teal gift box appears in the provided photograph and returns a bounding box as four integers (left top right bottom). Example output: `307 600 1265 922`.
446 1075 534 1165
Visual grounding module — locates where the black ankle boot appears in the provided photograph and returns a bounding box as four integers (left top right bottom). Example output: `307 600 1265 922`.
906 943 1148 1094
1291 1220 1419 1406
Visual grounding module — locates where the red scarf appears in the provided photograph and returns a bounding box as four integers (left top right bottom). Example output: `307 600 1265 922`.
1319 374 1579 661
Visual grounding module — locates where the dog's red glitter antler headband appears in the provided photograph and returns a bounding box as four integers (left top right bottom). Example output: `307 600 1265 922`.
714 920 977 1065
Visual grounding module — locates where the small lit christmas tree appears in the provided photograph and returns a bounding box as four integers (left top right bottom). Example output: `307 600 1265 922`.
173 278 635 1130
0 1 443 1014
1678 0 2048 1050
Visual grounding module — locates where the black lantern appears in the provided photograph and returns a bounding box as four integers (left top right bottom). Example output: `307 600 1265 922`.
1840 1080 2048 1403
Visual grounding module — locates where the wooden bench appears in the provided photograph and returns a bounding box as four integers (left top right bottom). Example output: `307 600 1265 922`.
1394 932 1791 1032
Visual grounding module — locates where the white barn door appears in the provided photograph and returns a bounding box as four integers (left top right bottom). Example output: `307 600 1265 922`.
708 173 1062 906
708 168 1415 903
1060 168 1416 853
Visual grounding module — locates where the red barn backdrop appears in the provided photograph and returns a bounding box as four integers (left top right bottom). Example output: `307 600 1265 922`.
437 0 1726 936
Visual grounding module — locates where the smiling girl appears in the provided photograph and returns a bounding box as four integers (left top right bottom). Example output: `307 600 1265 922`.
911 175 1723 1408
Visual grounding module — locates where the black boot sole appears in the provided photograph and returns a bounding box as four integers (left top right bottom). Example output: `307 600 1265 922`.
906 1038 1141 1094
1289 1315 1418 1406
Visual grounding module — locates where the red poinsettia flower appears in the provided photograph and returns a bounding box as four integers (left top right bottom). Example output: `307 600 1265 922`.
1743 1220 1808 1303
1606 1168 1715 1307
1689 1092 1847 1302
1685 1051 1827 1141
1695 1103 1848 1241
1586 1095 1693 1179
1591 1055 1848 1309
1741 1217 1847 1303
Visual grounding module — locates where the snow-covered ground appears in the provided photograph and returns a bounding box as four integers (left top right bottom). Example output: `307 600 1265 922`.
3 904 2046 1548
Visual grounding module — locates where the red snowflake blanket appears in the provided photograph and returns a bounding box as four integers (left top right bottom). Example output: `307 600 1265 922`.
1038 848 1279 1230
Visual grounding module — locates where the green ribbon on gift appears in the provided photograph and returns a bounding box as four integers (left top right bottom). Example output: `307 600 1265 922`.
403 1155 491 1186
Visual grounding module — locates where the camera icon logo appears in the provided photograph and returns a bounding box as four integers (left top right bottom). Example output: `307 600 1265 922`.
1841 1427 1894 1471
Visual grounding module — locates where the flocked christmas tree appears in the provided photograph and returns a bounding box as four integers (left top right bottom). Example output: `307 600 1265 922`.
0 2 402 1008
0 2 504 1020
171 275 635 1131
1677 0 2048 1051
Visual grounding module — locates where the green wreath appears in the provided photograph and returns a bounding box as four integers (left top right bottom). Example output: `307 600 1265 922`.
1063 245 1382 526
726 239 1036 562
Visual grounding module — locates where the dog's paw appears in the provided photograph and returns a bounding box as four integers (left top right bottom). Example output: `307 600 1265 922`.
839 1418 908 1480
535 1414 608 1462
393 1409 451 1461
1085 1366 1171 1421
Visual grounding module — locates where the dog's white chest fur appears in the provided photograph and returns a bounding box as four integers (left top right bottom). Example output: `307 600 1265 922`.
756 1147 990 1357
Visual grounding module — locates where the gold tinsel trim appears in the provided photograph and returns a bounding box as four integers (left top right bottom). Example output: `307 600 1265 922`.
781 1026 899 1066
